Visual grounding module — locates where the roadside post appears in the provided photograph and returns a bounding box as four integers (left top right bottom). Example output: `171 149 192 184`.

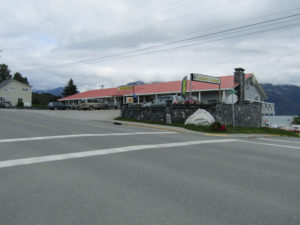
229 88 238 129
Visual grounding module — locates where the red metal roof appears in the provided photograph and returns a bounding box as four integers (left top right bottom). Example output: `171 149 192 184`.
59 74 253 101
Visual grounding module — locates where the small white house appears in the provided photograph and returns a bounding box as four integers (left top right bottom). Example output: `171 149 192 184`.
0 80 32 107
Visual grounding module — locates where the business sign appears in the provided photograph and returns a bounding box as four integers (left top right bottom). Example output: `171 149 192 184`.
181 76 187 98
118 86 133 91
191 73 221 84
126 97 133 104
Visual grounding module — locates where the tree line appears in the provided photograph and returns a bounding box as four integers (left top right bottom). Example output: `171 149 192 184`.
1 63 79 107
0 64 29 84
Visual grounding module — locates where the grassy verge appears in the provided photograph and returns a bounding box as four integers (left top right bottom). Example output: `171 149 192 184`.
115 117 299 137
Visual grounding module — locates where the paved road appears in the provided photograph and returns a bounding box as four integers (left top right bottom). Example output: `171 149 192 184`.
0 109 299 225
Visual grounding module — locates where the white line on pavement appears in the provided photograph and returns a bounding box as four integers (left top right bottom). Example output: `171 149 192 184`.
240 140 300 150
0 139 237 169
0 132 177 143
258 138 300 145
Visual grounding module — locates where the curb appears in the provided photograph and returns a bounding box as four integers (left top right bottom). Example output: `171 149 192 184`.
95 119 282 139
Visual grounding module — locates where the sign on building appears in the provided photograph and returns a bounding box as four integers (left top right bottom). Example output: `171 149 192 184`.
118 86 133 91
126 97 133 104
191 73 221 84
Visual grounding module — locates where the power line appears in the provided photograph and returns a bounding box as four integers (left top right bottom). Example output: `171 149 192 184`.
20 13 300 71
6 0 241 53
53 21 300 68
5 0 196 52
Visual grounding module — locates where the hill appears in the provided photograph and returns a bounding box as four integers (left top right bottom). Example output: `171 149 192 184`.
33 87 64 96
261 84 300 115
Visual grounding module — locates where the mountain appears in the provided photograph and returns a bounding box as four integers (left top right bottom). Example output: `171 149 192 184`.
33 87 64 96
261 84 300 115
119 81 145 87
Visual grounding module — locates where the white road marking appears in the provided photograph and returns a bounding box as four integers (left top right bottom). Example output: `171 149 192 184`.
0 132 177 143
240 140 300 150
0 139 237 169
258 138 300 145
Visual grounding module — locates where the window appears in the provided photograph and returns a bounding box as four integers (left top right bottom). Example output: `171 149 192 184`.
0 97 5 101
18 98 23 102
22 88 28 91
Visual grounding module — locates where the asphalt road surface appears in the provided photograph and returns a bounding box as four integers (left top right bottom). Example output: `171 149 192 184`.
0 109 299 225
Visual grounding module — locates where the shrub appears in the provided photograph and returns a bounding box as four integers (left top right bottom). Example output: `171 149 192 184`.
292 113 300 125
16 99 24 108
211 121 227 132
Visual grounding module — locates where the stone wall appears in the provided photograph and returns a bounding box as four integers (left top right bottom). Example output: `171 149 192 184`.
121 103 262 127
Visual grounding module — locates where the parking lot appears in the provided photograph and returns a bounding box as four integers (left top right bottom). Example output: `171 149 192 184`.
0 109 299 225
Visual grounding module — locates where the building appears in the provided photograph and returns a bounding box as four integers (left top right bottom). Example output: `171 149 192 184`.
0 80 32 107
59 69 275 115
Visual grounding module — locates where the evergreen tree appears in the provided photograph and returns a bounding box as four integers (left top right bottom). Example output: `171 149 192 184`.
13 72 29 85
292 112 300 125
62 78 78 97
0 64 12 83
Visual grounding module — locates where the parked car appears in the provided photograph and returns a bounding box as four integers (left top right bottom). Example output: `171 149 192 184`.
184 95 200 104
0 101 12 108
48 102 67 110
143 95 184 107
79 99 108 110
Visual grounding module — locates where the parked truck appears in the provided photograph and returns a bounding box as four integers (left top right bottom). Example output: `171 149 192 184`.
79 99 108 110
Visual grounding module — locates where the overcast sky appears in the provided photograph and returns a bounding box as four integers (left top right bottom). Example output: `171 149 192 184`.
1 0 300 91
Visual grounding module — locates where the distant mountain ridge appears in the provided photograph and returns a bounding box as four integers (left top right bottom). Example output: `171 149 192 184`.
33 87 64 96
261 83 300 115
119 81 145 87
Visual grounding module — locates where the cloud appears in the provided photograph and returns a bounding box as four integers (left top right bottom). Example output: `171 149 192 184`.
1 0 300 91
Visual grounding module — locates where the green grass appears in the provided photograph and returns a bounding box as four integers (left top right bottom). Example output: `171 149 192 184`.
115 117 300 137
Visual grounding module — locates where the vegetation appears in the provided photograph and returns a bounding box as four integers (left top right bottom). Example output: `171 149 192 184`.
292 113 300 125
115 117 299 137
62 78 78 97
32 92 60 108
0 64 29 85
0 64 12 82
13 72 29 85
16 99 24 108
261 83 300 115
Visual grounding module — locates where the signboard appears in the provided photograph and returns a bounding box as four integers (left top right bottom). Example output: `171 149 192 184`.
118 86 133 91
181 76 187 99
126 97 133 104
191 73 221 84
226 94 238 104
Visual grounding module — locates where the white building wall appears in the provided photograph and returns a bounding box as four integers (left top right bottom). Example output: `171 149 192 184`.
0 80 32 106
244 79 261 102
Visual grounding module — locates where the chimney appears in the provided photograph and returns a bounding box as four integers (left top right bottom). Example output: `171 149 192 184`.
234 67 245 103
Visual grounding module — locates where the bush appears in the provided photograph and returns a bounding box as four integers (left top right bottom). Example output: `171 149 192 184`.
292 113 300 125
211 122 227 132
16 99 24 108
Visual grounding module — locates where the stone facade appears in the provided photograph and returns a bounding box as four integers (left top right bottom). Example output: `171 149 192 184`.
121 103 262 127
